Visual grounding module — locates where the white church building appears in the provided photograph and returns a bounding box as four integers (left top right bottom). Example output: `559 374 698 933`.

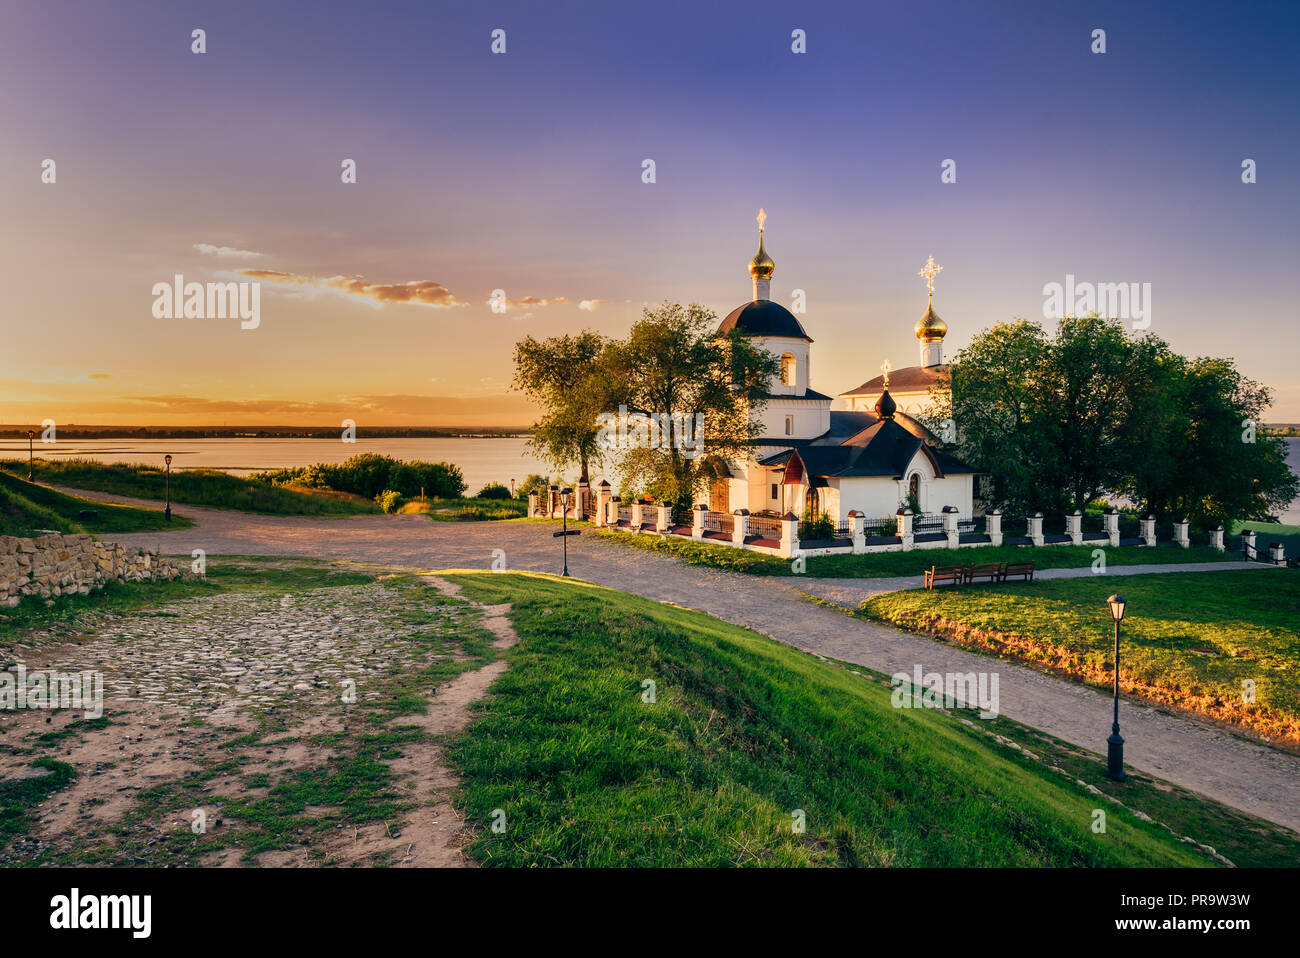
698 217 975 529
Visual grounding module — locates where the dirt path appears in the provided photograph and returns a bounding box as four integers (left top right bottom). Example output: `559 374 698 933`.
49 485 1300 835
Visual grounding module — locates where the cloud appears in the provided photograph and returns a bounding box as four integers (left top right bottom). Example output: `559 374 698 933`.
87 373 112 380
578 299 606 311
238 270 464 308
194 244 263 258
487 295 570 310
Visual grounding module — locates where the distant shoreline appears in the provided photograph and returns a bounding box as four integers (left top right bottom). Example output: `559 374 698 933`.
0 426 532 440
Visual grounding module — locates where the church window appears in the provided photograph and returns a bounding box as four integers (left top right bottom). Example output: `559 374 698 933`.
771 483 779 500
780 353 795 386
908 473 920 502
784 415 794 436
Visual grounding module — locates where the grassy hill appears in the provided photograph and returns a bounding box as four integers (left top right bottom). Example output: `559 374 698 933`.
0 471 186 537
442 572 1285 867
0 459 377 516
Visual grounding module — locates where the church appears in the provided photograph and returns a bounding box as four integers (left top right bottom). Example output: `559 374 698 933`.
699 215 976 528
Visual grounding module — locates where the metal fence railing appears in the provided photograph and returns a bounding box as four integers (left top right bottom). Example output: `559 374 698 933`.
704 512 734 535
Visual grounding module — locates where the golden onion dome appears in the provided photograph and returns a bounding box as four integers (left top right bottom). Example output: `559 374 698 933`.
748 234 775 279
914 300 948 343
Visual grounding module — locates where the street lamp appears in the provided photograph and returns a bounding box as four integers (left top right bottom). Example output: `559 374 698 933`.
551 486 581 577
164 454 173 521
510 478 516 498
1105 593 1127 781
26 429 35 481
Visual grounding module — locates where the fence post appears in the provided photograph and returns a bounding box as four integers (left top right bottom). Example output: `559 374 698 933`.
595 480 610 527
1104 509 1120 548
608 495 621 526
1067 510 1083 546
658 501 672 532
1141 514 1156 548
1210 525 1224 552
986 510 1002 547
847 510 866 554
575 481 589 521
631 499 645 532
528 492 540 518
1269 542 1287 566
547 484 559 518
1242 528 1256 559
1173 518 1190 548
780 511 800 559
692 503 707 540
1028 512 1044 547
897 508 914 551
943 505 959 549
732 509 749 547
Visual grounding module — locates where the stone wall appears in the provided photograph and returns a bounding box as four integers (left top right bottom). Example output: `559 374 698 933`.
0 533 187 608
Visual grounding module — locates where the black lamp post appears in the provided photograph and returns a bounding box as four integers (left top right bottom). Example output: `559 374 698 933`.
26 429 35 481
164 454 173 521
510 478 516 498
559 487 572 576
1105 593 1127 781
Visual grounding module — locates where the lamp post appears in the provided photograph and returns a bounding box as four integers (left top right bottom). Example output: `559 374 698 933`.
164 454 173 521
1105 593 1127 781
510 478 516 498
26 429 35 481
551 486 581 577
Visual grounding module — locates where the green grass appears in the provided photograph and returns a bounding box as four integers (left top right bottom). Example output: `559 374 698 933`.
0 470 188 536
859 569 1300 745
441 571 1245 867
399 496 529 522
1 759 76 850
597 528 1232 578
1 459 379 516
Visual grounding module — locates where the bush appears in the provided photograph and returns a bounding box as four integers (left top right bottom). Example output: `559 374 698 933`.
799 509 836 541
476 483 512 500
517 474 550 500
374 489 403 514
253 456 466 500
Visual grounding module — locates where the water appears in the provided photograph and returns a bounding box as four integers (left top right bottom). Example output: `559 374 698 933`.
4 436 1297 520
0 437 553 498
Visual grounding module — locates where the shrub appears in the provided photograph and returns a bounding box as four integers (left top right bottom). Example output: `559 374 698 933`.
799 509 836 541
517 474 550 500
476 483 512 500
374 489 403 514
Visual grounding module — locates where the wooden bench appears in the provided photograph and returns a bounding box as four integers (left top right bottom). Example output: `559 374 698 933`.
1001 560 1036 583
965 562 1003 585
924 565 966 590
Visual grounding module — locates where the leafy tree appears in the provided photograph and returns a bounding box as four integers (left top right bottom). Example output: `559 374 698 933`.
512 331 612 483
602 302 777 516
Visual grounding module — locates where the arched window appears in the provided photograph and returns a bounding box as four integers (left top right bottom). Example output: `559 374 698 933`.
908 473 920 502
780 353 795 386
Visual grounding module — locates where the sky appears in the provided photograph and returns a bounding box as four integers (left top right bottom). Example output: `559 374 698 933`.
2 0 1297 427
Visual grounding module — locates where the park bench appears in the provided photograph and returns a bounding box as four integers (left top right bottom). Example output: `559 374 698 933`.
1001 560 1036 583
965 562 1003 585
924 565 966 590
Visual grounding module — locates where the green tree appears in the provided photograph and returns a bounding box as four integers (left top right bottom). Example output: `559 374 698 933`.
512 331 611 484
602 302 777 516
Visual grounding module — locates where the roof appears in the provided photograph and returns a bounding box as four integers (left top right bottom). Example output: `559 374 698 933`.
839 364 948 397
756 387 834 402
716 300 812 342
757 414 976 478
753 409 933 449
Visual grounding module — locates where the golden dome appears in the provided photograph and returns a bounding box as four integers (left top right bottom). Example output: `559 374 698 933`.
914 300 948 343
748 234 775 279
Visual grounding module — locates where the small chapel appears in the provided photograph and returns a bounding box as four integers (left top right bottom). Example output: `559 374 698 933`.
699 214 976 526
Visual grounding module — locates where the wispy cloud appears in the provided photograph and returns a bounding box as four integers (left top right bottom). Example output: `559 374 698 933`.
488 295 570 310
194 244 264 258
239 270 465 308
578 299 606 311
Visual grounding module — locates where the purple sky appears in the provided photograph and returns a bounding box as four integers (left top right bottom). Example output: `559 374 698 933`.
2 0 1297 425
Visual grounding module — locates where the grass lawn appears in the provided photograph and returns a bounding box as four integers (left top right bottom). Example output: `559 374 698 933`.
597 528 1231 578
441 571 1287 867
398 496 529 521
859 569 1300 746
1 459 379 516
0 470 190 537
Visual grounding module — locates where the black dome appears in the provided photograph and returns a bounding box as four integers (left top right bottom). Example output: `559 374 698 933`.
716 300 812 341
